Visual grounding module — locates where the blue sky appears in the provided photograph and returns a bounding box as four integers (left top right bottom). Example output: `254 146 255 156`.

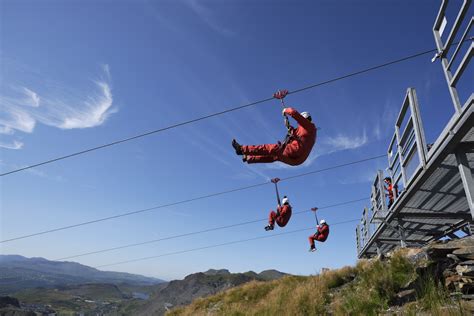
0 0 465 280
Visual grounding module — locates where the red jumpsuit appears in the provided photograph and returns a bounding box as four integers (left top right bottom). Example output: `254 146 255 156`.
242 108 317 166
308 224 329 247
268 204 292 227
385 183 397 207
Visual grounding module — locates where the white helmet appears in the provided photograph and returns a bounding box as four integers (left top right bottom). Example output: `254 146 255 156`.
281 196 289 205
320 219 326 225
301 111 311 119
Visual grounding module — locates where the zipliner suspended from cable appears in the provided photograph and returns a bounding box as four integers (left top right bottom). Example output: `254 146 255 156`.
265 196 292 231
308 208 329 252
231 90 317 166
308 220 330 252
265 178 292 231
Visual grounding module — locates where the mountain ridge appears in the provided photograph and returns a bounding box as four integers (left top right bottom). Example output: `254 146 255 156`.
129 268 287 315
0 254 164 294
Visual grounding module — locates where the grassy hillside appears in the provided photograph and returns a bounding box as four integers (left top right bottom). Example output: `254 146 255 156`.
168 251 470 315
126 269 287 315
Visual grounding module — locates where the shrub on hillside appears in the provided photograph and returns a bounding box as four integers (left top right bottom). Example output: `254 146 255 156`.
332 252 416 315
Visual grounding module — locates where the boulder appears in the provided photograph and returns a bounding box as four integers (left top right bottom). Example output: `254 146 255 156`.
456 265 474 276
447 253 461 263
453 247 474 260
391 289 416 306
445 275 463 287
460 260 474 266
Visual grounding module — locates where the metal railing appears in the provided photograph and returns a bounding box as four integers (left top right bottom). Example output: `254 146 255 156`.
370 170 389 222
356 0 473 258
356 88 428 257
387 88 428 202
433 0 473 112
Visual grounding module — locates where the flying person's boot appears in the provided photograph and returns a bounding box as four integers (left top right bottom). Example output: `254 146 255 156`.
264 224 274 231
232 139 243 155
309 245 316 252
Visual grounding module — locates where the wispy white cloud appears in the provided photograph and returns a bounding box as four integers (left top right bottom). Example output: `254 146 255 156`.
0 140 23 150
0 64 116 149
22 87 40 107
185 0 234 36
338 169 376 185
373 97 397 141
57 81 115 129
322 130 369 151
0 126 14 135
0 106 36 133
101 64 111 80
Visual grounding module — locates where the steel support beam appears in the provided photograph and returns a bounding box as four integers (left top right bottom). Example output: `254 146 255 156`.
469 223 474 236
448 233 460 239
461 225 472 236
377 238 428 243
396 212 472 220
375 241 382 257
409 88 428 168
455 146 474 219
398 220 407 248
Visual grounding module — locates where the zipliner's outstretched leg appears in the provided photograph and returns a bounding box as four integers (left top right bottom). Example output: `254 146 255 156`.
269 211 277 226
231 106 316 166
242 143 283 164
265 210 277 231
245 155 278 164
309 233 318 250
308 233 326 252
241 143 283 157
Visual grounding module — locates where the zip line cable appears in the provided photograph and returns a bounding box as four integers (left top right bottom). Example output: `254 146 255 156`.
1 155 385 244
95 218 360 268
1 44 450 178
56 197 367 261
1 219 358 285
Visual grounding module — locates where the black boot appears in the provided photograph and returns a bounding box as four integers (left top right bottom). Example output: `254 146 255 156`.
232 139 243 155
265 224 274 231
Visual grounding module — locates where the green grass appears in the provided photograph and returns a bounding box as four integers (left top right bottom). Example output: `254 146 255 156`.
401 275 467 316
168 267 357 316
331 252 417 315
168 250 469 316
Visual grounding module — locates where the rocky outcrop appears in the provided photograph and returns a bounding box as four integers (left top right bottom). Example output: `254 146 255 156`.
387 235 474 310
0 297 19 309
0 297 35 316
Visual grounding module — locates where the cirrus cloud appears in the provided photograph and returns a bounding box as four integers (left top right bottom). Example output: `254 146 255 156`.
0 64 117 150
0 140 24 150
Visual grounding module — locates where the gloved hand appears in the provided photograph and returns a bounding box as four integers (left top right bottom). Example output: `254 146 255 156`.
282 107 295 116
273 89 288 99
316 225 320 229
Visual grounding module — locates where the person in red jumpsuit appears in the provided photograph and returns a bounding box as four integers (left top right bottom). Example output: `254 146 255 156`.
308 220 329 252
231 107 317 166
384 177 397 208
265 196 292 231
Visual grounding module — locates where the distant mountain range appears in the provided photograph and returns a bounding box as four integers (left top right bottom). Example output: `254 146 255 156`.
0 255 164 294
0 255 287 315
